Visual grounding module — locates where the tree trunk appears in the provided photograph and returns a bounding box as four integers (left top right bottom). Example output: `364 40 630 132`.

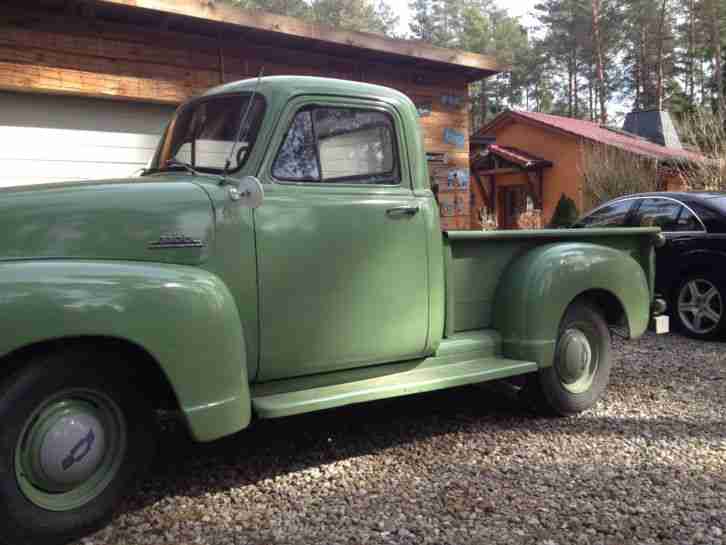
480 80 488 127
655 0 668 111
709 0 723 112
688 0 695 103
640 25 648 108
568 57 574 116
573 53 579 117
635 38 641 109
591 0 608 123
589 69 594 121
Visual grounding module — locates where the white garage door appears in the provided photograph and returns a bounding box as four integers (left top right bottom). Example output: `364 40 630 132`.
0 92 176 188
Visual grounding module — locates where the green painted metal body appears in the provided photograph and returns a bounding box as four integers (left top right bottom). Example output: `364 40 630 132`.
444 228 656 366
0 76 658 442
0 261 250 442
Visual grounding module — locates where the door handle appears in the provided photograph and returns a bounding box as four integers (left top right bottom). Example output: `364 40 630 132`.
386 205 420 217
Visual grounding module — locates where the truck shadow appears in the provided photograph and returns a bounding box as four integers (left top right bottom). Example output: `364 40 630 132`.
120 371 725 517
121 384 529 514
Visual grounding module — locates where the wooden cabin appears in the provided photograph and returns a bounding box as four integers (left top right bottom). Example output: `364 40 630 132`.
471 110 705 229
1 0 503 231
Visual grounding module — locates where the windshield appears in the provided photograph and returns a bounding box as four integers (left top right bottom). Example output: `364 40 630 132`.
152 93 265 173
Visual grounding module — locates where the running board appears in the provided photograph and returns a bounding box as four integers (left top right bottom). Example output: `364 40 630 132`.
251 356 537 419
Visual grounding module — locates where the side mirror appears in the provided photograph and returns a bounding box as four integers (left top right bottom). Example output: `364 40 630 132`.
229 176 264 208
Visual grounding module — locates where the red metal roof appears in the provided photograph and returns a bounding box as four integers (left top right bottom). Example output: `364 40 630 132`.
478 110 705 163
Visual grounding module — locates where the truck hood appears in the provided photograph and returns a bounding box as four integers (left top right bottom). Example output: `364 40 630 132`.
0 178 214 265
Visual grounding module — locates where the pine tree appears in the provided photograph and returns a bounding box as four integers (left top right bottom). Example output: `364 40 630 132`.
223 0 399 37
409 0 437 41
309 0 399 35
548 194 579 227
222 0 309 18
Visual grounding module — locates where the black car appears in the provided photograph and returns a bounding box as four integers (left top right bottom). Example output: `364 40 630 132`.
575 191 726 340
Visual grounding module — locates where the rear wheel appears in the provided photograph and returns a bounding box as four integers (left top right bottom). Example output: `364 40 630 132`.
0 347 157 545
672 274 726 340
527 301 612 415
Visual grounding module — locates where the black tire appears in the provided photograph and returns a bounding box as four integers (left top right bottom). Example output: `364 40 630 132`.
526 301 612 416
671 273 726 341
0 346 157 545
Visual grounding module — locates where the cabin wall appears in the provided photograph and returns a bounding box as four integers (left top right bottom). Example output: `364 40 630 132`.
1 14 474 228
487 122 584 223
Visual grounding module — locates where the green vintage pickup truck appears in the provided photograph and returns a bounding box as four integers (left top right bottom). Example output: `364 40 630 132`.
0 76 663 544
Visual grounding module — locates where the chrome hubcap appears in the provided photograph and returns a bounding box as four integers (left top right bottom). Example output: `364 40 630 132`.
678 279 722 335
556 328 596 394
38 406 106 491
16 390 126 512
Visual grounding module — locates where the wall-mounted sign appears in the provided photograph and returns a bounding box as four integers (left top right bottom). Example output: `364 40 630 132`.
443 128 466 149
416 101 433 117
426 152 447 163
447 169 470 189
441 94 465 110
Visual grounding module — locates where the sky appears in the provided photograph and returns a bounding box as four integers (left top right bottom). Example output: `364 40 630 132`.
388 0 537 36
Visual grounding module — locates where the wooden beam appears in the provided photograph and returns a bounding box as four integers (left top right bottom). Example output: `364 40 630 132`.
471 169 490 208
489 175 496 214
475 167 520 177
0 60 199 103
0 26 221 73
526 171 543 209
92 0 504 78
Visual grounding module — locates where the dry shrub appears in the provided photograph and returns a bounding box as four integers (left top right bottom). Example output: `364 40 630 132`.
675 107 726 190
580 144 659 210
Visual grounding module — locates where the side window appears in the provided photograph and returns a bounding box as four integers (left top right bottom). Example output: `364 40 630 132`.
272 106 400 185
578 200 633 227
634 198 702 232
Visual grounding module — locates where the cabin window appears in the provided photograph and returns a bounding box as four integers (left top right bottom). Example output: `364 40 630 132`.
272 106 400 185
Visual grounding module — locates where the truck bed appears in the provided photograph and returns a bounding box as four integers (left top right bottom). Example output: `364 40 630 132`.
443 227 659 335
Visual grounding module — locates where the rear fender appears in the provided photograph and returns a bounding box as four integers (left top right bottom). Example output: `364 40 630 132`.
493 243 650 367
0 260 250 442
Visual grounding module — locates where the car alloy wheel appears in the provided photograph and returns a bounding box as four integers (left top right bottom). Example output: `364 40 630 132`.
677 278 723 336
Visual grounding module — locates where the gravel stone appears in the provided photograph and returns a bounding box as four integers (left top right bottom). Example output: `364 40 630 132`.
78 332 726 545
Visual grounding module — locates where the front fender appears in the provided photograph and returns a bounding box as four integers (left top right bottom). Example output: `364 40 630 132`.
493 243 650 367
0 260 250 442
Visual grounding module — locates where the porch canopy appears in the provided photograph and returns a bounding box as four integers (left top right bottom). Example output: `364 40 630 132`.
470 142 553 212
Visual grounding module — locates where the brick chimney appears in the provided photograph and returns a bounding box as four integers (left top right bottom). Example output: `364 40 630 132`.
623 110 683 149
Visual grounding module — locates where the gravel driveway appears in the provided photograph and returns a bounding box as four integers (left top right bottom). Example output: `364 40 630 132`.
81 332 726 545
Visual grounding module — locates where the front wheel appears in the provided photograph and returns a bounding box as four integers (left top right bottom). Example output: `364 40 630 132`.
0 347 157 545
527 301 613 416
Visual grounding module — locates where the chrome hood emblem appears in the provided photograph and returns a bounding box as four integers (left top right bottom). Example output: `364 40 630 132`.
148 233 205 250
